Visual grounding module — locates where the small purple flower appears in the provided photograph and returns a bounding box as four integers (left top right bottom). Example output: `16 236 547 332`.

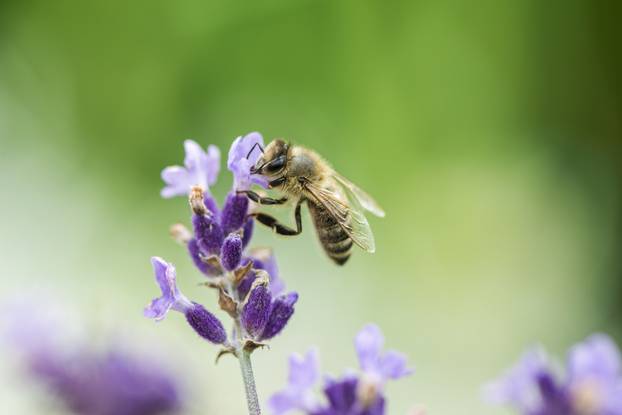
161 140 220 198
484 334 622 415
355 324 414 386
145 257 226 345
144 257 193 320
566 334 622 415
227 132 269 190
267 349 322 415
482 348 551 414
268 325 413 415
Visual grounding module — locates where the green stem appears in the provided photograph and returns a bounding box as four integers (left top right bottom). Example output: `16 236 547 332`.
238 348 261 415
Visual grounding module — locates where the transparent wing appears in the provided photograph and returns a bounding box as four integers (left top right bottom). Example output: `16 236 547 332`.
332 173 385 217
304 181 376 253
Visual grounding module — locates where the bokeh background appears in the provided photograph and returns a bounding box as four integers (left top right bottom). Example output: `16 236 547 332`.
1 1 621 414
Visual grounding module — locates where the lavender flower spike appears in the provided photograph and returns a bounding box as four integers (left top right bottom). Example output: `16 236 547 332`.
267 349 322 415
144 257 193 320
161 140 220 198
227 132 269 190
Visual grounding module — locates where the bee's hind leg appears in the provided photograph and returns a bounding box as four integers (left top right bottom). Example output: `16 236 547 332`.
249 199 304 236
238 190 288 206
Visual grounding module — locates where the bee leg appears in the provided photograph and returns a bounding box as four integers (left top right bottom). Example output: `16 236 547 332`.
238 190 288 206
250 199 304 236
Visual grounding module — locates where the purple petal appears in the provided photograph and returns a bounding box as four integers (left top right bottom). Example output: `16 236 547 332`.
185 303 227 344
144 257 192 320
242 285 272 338
260 292 298 341
227 132 269 190
567 334 622 414
205 144 221 186
160 166 192 198
143 296 174 321
323 376 358 412
482 347 550 413
160 140 221 198
221 234 243 271
379 350 414 380
267 349 321 415
220 192 249 235
289 349 321 389
567 333 621 383
355 324 385 373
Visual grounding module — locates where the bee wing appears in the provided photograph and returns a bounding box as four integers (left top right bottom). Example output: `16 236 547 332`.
332 173 385 218
304 181 376 253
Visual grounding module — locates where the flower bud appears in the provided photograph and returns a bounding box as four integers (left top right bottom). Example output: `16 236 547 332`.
241 218 254 248
221 234 243 271
192 214 224 255
242 285 272 338
260 292 298 341
220 192 249 235
185 303 227 344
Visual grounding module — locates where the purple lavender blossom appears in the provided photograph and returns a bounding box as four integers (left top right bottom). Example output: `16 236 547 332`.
28 348 182 415
144 257 193 320
268 349 322 415
145 256 226 345
227 132 269 190
161 140 220 198
268 325 413 415
3 300 182 415
484 333 622 415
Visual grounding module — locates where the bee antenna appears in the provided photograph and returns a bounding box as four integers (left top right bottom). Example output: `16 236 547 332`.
246 143 264 159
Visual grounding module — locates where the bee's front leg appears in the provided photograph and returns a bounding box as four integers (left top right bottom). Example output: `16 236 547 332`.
238 190 288 206
249 199 304 236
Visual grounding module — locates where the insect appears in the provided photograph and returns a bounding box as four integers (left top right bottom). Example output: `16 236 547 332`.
240 140 385 265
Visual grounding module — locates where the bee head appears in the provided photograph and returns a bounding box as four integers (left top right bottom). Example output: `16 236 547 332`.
250 139 290 177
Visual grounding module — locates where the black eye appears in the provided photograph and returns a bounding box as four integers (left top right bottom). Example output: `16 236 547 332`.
266 155 286 173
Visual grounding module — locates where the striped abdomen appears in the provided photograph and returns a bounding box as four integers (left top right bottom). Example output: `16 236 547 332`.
308 200 352 265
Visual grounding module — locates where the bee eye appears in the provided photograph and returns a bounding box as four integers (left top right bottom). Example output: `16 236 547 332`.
266 155 286 174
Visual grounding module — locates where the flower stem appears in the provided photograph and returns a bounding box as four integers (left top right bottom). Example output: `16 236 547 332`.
238 348 261 415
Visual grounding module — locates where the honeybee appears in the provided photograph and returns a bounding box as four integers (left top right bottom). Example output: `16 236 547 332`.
241 140 385 265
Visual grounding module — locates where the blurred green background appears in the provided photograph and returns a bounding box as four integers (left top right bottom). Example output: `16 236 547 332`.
1 0 621 414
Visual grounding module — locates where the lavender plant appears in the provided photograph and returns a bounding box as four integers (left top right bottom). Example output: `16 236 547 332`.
484 334 622 415
145 133 298 415
267 324 413 415
3 300 181 415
